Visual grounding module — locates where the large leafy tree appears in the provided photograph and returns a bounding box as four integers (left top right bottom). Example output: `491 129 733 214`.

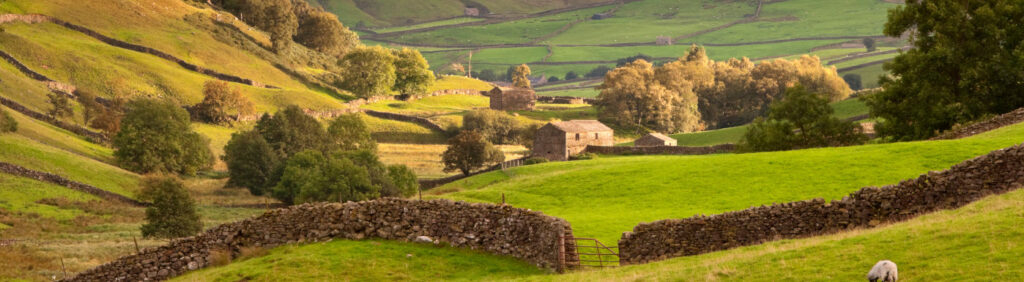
339 46 397 98
391 48 434 95
867 0 1024 140
193 81 254 125
222 130 279 196
442 130 505 175
138 176 202 239
462 109 520 145
295 9 359 56
326 114 377 152
738 86 867 152
511 64 532 89
113 99 213 175
255 105 328 157
272 150 376 205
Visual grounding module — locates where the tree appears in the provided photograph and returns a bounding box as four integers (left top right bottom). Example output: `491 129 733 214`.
272 150 376 205
384 165 418 197
338 46 397 98
595 54 706 133
442 130 504 175
47 92 72 119
326 114 376 152
865 0 1024 141
0 107 16 133
391 48 433 95
255 106 328 158
511 64 531 89
230 0 298 52
222 130 279 196
843 74 863 91
548 76 561 82
585 65 612 78
295 9 359 56
738 86 867 152
193 81 255 125
76 90 103 124
462 109 519 145
565 71 579 80
113 99 213 175
863 37 876 52
476 69 498 81
138 175 202 239
616 53 654 67
90 96 125 137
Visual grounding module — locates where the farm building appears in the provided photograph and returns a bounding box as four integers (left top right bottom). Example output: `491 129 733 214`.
635 133 677 146
533 120 614 161
488 86 537 111
464 7 480 17
655 36 672 45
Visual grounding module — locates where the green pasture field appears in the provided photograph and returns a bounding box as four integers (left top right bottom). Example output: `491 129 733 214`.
840 62 889 89
545 0 752 45
686 0 899 44
0 134 139 198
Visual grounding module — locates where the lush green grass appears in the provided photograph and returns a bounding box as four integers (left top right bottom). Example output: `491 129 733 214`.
664 124 750 147
543 188 1024 281
385 6 610 45
427 75 494 92
514 105 596 123
832 98 869 120
362 114 448 144
536 87 599 98
363 95 489 117
545 0 751 45
429 122 1024 245
0 174 99 221
830 52 899 69
3 105 114 163
313 0 612 28
687 0 899 44
174 239 547 281
470 47 549 64
0 57 53 114
373 17 485 33
0 134 139 198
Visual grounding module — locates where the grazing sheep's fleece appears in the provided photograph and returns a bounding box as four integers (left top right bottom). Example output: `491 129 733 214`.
867 260 898 282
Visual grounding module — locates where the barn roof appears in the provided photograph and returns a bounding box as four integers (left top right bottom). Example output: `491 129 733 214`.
642 132 675 142
549 120 612 133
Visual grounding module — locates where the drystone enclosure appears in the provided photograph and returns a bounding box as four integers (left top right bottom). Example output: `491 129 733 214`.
67 199 577 281
618 143 1024 264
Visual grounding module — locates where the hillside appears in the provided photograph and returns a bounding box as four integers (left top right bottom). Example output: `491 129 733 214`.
309 0 615 28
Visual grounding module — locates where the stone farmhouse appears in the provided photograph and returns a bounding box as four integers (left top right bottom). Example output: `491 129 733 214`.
635 133 677 146
533 120 614 161
488 86 536 111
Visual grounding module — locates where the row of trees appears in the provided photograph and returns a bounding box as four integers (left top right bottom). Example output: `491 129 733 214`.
595 45 852 134
738 86 867 152
222 106 418 204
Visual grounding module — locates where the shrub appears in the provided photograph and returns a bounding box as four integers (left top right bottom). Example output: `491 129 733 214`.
442 130 505 175
138 175 202 239
585 65 612 78
76 90 103 124
863 37 876 52
0 107 16 133
738 86 867 152
46 92 72 119
548 76 560 82
272 150 376 205
384 164 418 197
462 109 519 145
523 157 549 165
193 81 255 125
512 64 531 89
843 74 863 91
113 99 213 175
565 71 579 80
295 9 359 56
222 130 280 196
90 96 125 136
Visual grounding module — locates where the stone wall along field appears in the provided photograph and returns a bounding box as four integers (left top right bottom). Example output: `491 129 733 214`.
932 107 1024 140
585 144 735 156
67 198 576 281
618 143 1024 265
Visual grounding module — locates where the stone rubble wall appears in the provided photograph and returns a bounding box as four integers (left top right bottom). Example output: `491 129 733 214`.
0 95 109 143
585 144 736 156
0 162 147 206
66 198 575 281
618 143 1024 265
932 108 1024 140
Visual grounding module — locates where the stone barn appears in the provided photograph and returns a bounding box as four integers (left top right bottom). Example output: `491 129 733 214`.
655 36 672 45
464 7 480 17
533 120 614 161
635 133 677 147
488 87 536 111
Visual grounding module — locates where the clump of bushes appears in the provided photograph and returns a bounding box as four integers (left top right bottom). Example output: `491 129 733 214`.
223 106 417 205
0 107 16 133
738 85 867 152
523 157 549 165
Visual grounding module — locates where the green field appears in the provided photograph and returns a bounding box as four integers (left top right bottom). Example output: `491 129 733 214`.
0 174 99 221
174 239 547 281
840 62 889 89
686 0 898 44
0 134 139 198
428 121 1024 245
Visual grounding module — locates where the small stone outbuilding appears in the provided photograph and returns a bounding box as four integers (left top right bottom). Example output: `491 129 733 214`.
464 7 480 17
655 36 672 45
489 87 536 111
635 133 677 147
533 120 614 161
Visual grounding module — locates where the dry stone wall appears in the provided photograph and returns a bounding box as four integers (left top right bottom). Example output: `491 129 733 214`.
0 95 109 143
932 107 1024 140
0 162 147 206
618 143 1024 265
67 198 575 281
585 144 735 156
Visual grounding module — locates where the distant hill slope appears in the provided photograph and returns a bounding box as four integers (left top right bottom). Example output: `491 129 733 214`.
308 0 614 28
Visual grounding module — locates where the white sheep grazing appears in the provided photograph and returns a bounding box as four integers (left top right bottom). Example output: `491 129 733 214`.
867 260 898 282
